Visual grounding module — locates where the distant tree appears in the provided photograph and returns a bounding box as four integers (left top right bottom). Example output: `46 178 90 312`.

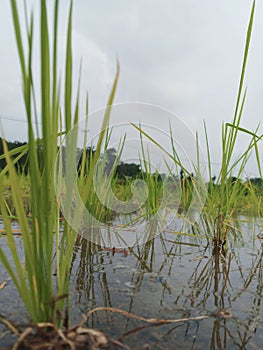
0 137 28 173
117 162 141 180
103 148 118 175
77 146 95 174
249 177 263 187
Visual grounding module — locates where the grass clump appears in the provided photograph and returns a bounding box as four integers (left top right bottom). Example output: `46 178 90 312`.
0 0 76 325
203 0 259 243
0 0 118 328
129 1 260 244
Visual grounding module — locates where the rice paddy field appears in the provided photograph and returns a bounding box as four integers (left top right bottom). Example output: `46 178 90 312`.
1 1 263 349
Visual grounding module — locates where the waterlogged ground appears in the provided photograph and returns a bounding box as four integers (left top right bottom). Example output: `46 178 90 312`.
1 218 263 349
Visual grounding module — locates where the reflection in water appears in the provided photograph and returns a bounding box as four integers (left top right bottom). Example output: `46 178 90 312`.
68 219 263 349
1 219 263 348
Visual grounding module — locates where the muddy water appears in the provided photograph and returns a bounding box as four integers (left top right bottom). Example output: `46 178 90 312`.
1 218 263 349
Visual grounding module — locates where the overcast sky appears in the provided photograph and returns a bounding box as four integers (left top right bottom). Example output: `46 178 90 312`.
0 0 262 176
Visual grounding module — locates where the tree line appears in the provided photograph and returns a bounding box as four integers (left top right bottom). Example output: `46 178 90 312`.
0 138 141 180
1 138 263 189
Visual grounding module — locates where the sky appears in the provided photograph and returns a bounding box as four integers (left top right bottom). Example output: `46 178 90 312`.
0 0 262 176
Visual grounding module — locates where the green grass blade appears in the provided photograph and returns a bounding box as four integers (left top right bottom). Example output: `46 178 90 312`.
65 0 73 131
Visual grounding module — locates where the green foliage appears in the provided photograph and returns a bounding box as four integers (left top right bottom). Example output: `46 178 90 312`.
0 0 114 326
0 0 77 325
130 1 260 242
0 0 261 332
203 1 257 241
0 138 28 173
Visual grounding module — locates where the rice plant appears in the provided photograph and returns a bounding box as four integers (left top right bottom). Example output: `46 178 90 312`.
0 0 119 327
203 0 257 244
0 0 76 326
130 1 258 245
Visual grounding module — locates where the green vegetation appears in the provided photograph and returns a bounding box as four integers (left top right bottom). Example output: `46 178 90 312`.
0 0 261 337
202 0 259 244
0 0 118 327
130 0 261 246
0 0 78 326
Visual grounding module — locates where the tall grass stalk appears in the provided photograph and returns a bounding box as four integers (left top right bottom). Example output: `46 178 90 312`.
130 1 257 242
0 0 119 326
0 0 118 327
138 128 163 217
0 0 75 325
204 0 256 241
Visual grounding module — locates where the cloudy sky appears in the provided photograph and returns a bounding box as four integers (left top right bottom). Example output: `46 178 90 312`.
0 0 262 176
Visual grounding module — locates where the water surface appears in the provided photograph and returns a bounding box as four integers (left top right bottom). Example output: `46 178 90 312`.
1 218 263 349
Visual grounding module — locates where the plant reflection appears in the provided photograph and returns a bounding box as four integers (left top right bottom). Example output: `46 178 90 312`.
71 221 263 349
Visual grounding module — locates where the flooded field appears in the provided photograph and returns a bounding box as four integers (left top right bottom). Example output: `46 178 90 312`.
1 218 263 349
